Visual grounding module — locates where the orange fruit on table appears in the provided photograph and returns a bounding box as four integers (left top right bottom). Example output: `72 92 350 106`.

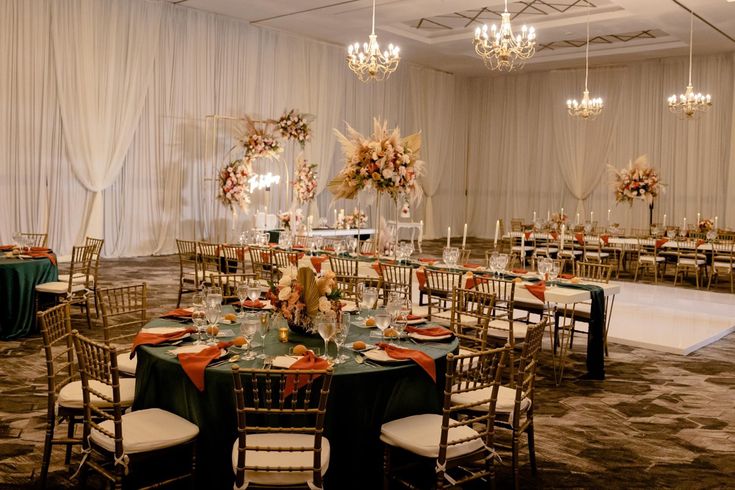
223 313 237 322
365 317 376 326
292 344 308 356
206 325 220 337
352 340 367 350
232 336 246 347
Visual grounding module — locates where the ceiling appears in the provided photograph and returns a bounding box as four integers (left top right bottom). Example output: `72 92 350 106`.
165 0 735 76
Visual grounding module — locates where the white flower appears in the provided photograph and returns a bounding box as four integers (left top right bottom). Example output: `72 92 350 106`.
278 286 292 301
318 296 332 313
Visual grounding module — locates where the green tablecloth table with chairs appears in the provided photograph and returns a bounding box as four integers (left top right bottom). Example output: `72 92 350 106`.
133 307 458 489
0 256 58 339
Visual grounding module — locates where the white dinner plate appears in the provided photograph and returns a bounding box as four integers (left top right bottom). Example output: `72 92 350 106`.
363 349 409 364
408 332 453 342
168 344 227 357
143 326 188 335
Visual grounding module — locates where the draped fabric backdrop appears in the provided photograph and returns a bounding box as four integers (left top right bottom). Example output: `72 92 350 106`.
1 0 734 257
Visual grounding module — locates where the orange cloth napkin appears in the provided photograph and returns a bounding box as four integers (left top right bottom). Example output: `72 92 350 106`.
575 233 585 245
310 256 328 273
550 232 559 240
407 314 425 321
0 245 13 251
695 239 705 247
323 246 335 252
178 341 234 391
240 300 265 309
376 343 436 382
463 263 482 269
361 252 376 257
260 251 272 262
418 257 438 264
282 351 331 399
129 327 197 358
559 273 576 279
288 253 305 265
465 276 488 289
525 281 546 302
405 325 452 338
512 268 528 274
416 269 427 288
160 308 193 319
28 250 57 265
524 231 532 240
655 238 669 249
600 234 610 245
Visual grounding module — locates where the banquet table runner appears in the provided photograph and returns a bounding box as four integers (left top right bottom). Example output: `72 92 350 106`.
557 283 606 379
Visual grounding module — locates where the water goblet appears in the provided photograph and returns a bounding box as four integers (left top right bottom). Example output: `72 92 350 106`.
317 318 336 361
360 286 378 313
374 309 391 343
236 283 249 317
204 303 221 345
239 315 259 360
395 298 412 339
255 312 271 359
332 313 351 364
548 261 560 286
192 291 205 310
246 280 260 303
191 309 207 345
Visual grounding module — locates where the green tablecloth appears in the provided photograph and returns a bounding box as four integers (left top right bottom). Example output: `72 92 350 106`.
0 257 58 339
133 310 458 489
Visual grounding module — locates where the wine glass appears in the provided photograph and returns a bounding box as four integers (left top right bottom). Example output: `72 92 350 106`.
206 287 223 308
317 318 336 361
498 253 510 274
191 308 207 345
374 309 391 343
246 280 260 303
537 257 551 280
236 283 249 317
395 298 412 339
204 303 221 345
404 241 414 260
348 238 358 255
332 313 351 364
255 312 270 359
239 315 259 360
548 261 560 286
192 291 205 310
360 286 378 314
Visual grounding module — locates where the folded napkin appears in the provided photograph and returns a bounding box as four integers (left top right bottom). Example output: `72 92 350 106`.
550 231 559 240
559 273 576 279
525 280 546 302
416 269 427 288
260 251 272 262
360 252 376 257
28 250 57 265
463 263 482 269
655 238 669 249
240 299 266 309
465 276 489 289
405 325 452 337
178 341 234 391
695 239 705 247
376 343 436 382
0 245 13 251
575 233 585 245
323 246 335 252
309 256 328 273
524 231 532 240
407 314 426 320
511 268 528 274
130 327 196 358
160 308 193 319
600 234 610 245
419 257 437 264
282 351 331 399
288 253 305 265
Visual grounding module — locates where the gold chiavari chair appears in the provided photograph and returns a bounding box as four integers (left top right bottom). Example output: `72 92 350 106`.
509 234 534 269
58 238 104 317
510 219 523 232
554 262 613 355
231 365 333 490
96 283 148 377
532 236 558 259
449 288 496 352
328 256 369 305
672 238 707 288
209 272 260 304
582 236 611 264
557 235 582 273
292 234 310 249
198 242 222 282
381 346 509 490
36 245 94 329
222 244 248 274
71 331 199 489
21 232 48 247
175 239 201 307
360 238 377 256
378 262 413 304
633 238 666 284
708 240 735 293
249 246 276 282
425 269 464 323
272 249 304 277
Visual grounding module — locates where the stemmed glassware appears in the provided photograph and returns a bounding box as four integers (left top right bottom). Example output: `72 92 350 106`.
537 257 552 280
442 246 460 267
239 315 259 360
206 287 223 308
374 308 391 343
246 280 260 305
357 285 378 320
394 298 412 339
191 309 207 345
236 283 249 318
332 313 351 364
347 238 358 255
548 261 560 286
256 313 270 359
204 302 222 345
497 253 509 275
317 317 336 361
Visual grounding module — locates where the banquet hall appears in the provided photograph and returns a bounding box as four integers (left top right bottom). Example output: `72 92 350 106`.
1 0 734 488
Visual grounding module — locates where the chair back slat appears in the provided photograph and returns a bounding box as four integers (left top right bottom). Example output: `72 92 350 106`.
575 262 612 283
221 245 248 274
21 232 48 248
97 283 148 347
209 273 259 303
450 288 495 351
379 262 413 302
38 304 76 405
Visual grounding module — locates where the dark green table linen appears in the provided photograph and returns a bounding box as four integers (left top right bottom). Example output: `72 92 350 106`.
0 256 58 339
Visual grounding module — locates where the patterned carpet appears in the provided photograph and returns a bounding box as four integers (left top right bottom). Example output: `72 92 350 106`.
1 238 733 489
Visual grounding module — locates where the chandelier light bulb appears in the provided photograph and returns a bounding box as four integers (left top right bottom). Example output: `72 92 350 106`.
472 1 536 71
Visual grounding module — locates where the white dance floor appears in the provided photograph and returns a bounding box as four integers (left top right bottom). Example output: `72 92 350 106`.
607 281 735 355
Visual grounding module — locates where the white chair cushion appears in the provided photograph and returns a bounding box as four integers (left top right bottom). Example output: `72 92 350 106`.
57 379 136 409
713 261 735 269
585 252 610 258
380 413 484 460
91 408 198 454
486 318 528 339
639 255 664 263
451 385 531 414
511 246 534 252
679 258 705 265
457 347 480 372
231 433 330 486
36 281 86 294
117 353 137 375
58 273 94 284
559 250 582 257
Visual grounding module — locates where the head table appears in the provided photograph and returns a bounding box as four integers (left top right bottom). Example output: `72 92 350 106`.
0 256 57 339
133 307 459 489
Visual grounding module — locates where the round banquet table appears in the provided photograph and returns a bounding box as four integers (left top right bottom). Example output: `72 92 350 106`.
0 256 58 340
133 311 458 490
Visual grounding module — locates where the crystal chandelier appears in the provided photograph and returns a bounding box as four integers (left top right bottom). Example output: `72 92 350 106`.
567 11 603 120
346 0 400 82
473 0 536 71
668 10 712 118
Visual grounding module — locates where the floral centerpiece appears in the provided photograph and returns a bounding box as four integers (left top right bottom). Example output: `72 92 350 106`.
337 208 367 229
218 159 252 213
328 118 424 202
549 213 567 229
609 155 663 205
266 267 342 335
277 110 313 148
698 218 714 232
278 209 303 230
293 153 318 205
238 117 283 160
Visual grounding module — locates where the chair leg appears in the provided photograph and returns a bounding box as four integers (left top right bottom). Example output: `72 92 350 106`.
512 431 520 490
382 445 391 490
40 414 56 488
83 298 92 330
633 262 640 282
527 422 537 475
64 416 75 465
177 285 183 308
